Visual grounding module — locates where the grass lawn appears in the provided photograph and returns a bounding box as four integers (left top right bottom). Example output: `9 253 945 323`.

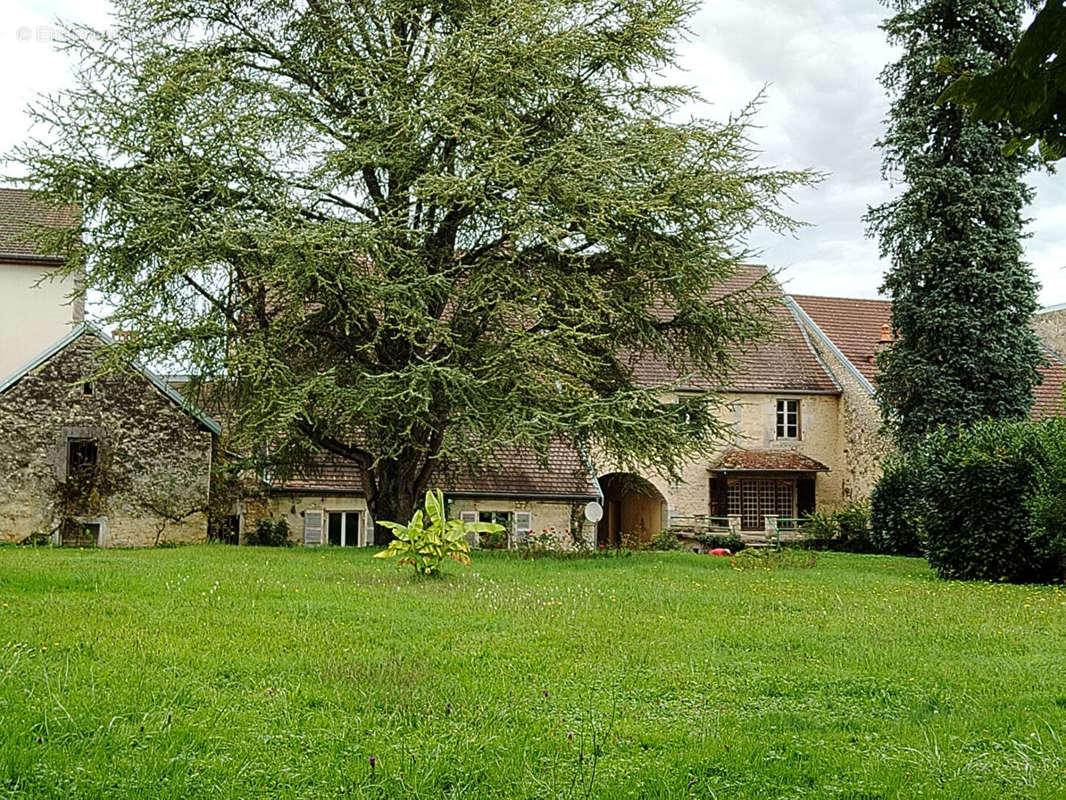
1 546 1065 799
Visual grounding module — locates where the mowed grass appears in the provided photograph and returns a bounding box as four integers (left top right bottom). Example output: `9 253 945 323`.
1 547 1065 799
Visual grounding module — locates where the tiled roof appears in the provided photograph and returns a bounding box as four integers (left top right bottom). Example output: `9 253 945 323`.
790 293 1066 421
0 188 77 259
790 295 891 386
712 449 829 472
275 439 598 499
1033 353 1066 419
630 265 841 395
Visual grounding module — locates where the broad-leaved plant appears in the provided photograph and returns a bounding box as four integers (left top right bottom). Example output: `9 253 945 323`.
374 490 503 576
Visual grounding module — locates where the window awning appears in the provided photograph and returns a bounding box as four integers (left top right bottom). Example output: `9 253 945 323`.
711 449 829 473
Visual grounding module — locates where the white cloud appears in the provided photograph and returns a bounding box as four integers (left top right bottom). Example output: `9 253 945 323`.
6 0 1066 303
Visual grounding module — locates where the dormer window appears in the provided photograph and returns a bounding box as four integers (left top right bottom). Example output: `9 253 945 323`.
776 399 800 439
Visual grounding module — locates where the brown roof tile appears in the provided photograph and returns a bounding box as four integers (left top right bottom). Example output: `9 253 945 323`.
0 188 78 260
790 294 891 386
630 265 841 394
276 439 597 499
713 449 829 472
791 293 1066 421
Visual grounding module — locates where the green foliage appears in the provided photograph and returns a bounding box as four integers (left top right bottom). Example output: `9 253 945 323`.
247 518 291 547
375 490 501 576
14 0 817 533
870 455 929 557
649 529 681 551
801 510 840 544
941 0 1066 161
1026 420 1066 576
919 420 1066 583
697 531 746 553
800 501 876 553
866 0 1043 448
510 528 602 559
921 422 1040 581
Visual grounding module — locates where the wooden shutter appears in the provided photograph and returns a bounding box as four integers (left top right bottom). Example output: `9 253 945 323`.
796 478 815 519
303 510 323 546
459 511 478 547
709 476 728 517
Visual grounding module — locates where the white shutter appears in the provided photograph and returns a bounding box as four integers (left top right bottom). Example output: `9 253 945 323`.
515 511 533 544
303 510 323 546
459 511 478 547
363 513 374 546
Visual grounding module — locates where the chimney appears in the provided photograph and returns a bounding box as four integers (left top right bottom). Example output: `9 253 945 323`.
879 324 892 343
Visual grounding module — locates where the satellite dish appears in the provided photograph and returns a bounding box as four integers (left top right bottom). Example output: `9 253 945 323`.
584 501 604 523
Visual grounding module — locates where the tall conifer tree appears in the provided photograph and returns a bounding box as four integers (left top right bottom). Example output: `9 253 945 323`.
867 0 1044 447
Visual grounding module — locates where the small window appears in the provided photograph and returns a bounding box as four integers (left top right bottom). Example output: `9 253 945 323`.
326 511 362 546
67 438 99 478
478 511 512 548
514 511 533 543
82 381 94 397
776 399 800 439
60 519 100 547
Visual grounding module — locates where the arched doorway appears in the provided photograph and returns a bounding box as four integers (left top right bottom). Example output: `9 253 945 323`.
597 473 667 548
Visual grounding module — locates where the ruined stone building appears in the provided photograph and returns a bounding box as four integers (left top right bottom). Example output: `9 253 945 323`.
0 324 220 546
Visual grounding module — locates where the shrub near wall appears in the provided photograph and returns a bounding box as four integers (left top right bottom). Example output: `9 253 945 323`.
870 455 928 557
920 420 1065 583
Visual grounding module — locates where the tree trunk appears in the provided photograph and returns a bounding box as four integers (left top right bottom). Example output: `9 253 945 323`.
366 456 428 544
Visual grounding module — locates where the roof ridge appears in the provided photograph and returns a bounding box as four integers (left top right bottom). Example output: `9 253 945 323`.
784 296 877 396
784 296 842 394
0 323 221 436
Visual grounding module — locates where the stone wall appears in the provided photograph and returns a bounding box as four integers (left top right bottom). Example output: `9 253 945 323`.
792 315 894 502
0 332 214 545
595 390 846 521
1033 307 1066 359
244 492 371 545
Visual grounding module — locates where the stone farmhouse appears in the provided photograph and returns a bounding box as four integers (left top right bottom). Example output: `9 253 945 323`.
3 187 1066 548
0 190 220 546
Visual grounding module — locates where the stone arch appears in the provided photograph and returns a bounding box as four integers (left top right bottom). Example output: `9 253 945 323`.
597 472 667 548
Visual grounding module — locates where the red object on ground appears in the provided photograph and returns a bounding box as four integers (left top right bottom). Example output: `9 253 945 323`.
708 548 733 557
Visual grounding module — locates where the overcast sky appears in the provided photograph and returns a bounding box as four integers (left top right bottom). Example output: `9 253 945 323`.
6 0 1066 305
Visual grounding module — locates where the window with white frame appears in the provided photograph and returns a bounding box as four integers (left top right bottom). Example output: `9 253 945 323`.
479 511 511 548
775 399 800 439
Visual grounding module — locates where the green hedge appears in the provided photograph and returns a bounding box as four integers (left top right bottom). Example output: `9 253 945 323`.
909 419 1066 583
870 455 928 557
